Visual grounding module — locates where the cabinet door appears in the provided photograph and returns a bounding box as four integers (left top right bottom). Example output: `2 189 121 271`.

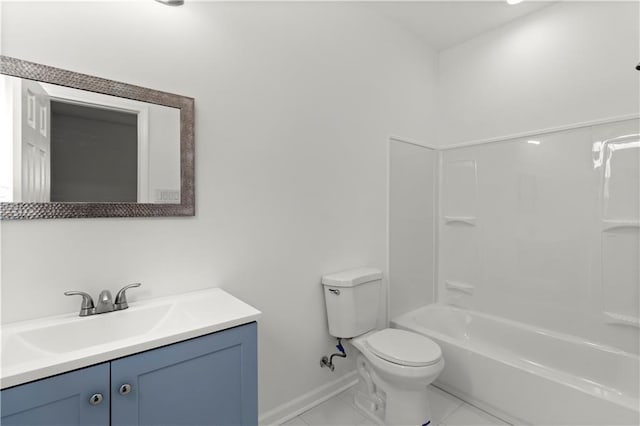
111 322 257 426
0 363 110 426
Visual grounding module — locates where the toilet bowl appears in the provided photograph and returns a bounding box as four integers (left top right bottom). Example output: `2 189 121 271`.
351 328 444 425
321 267 444 425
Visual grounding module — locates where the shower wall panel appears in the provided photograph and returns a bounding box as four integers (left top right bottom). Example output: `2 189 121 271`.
438 119 639 354
389 141 437 319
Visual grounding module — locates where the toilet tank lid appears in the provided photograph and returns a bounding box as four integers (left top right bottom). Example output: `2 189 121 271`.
321 267 382 287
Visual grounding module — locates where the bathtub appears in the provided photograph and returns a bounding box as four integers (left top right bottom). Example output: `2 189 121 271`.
392 304 640 425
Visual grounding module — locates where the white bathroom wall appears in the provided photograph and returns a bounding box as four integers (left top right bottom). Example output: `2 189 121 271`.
0 1 438 418
438 119 640 354
438 1 640 147
388 140 437 319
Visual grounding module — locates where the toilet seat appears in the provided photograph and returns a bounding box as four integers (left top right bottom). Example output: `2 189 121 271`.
364 329 441 367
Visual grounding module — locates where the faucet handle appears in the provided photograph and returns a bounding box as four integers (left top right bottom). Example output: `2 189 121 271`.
64 291 96 317
114 283 141 310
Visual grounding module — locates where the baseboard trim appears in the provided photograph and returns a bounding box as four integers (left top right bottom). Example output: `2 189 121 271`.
259 371 358 426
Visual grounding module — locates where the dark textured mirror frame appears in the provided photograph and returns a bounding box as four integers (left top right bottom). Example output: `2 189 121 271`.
0 55 195 219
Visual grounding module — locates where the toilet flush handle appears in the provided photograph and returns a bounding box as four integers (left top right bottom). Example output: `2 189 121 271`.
328 289 340 295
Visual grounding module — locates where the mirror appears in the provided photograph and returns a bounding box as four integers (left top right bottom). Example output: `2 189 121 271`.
0 56 194 219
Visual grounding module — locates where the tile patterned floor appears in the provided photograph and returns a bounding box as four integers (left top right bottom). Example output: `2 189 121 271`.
281 385 510 426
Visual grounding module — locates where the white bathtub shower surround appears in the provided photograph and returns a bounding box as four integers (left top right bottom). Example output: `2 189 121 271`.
438 119 640 355
393 304 640 426
388 140 438 320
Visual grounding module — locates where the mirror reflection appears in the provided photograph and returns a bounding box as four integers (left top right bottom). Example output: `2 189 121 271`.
0 75 181 204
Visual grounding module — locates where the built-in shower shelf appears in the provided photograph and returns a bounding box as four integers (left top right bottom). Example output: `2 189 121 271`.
444 216 477 226
445 280 475 295
603 311 640 328
602 220 639 232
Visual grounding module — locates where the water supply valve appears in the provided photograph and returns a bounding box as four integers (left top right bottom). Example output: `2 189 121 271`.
320 338 347 371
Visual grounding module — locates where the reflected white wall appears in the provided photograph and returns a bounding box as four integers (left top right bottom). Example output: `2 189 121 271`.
147 104 180 202
0 76 15 201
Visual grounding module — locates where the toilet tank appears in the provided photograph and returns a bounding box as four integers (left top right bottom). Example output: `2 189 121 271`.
321 267 382 338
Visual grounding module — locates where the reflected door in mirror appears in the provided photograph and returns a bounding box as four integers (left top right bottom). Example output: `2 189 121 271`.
1 75 181 204
21 79 51 202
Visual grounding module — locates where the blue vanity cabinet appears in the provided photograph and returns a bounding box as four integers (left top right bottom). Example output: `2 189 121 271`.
111 322 258 426
1 322 258 426
0 363 110 426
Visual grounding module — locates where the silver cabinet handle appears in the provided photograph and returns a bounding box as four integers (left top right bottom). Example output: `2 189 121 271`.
119 383 132 395
89 393 103 405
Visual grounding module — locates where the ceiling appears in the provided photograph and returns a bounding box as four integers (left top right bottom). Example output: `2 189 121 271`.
364 1 557 51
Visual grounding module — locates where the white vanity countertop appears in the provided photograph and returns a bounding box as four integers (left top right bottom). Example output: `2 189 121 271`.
1 288 261 389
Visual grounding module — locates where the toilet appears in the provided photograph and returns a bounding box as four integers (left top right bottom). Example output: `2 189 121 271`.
322 267 444 426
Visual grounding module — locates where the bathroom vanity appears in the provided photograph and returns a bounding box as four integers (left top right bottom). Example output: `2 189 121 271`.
1 288 260 426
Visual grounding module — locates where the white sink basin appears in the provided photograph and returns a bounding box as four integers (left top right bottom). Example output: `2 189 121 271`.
18 304 173 354
1 288 261 389
2 336 50 367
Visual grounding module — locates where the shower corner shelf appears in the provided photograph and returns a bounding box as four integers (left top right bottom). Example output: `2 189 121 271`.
445 280 475 295
444 216 477 226
602 220 639 232
603 311 640 328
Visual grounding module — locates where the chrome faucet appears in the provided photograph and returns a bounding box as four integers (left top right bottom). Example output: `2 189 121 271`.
65 283 141 317
96 289 114 314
